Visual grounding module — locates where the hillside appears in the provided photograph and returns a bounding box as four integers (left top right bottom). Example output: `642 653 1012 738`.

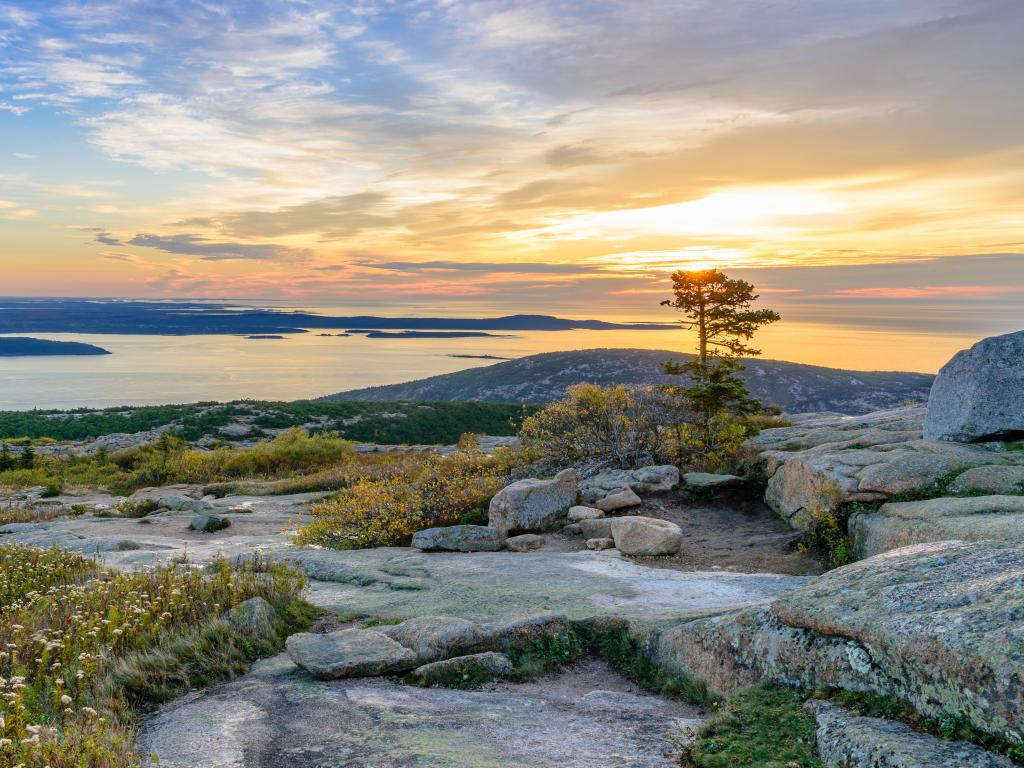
320 348 935 415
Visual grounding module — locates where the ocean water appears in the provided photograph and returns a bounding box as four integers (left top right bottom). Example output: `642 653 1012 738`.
0 320 979 410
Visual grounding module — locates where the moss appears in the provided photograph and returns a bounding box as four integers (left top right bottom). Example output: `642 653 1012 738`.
576 619 720 709
682 683 822 768
505 627 582 680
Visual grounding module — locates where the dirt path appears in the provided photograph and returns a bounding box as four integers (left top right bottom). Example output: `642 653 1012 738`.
543 487 827 576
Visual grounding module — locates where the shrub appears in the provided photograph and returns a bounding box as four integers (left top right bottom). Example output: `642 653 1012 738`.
296 446 506 549
518 383 665 469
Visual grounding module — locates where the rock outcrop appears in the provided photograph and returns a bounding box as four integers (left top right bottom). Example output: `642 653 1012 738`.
748 406 1024 531
850 495 1024 558
655 541 1024 745
488 469 577 534
806 700 1015 768
924 330 1024 442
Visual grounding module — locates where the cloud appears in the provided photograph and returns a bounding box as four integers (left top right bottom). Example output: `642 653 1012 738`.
354 259 584 274
127 233 310 261
94 231 121 245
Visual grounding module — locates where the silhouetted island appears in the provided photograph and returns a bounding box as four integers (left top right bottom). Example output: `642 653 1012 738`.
0 337 111 356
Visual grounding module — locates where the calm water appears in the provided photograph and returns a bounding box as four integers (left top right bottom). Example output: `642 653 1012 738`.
0 321 978 410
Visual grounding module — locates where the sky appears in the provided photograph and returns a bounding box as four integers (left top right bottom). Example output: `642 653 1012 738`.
1 0 1023 337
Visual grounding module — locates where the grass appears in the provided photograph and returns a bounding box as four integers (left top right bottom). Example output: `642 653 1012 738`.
0 544 314 767
682 683 822 768
575 619 721 709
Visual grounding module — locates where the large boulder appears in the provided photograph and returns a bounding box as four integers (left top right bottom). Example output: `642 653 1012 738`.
412 525 505 552
610 516 682 556
949 465 1024 495
286 628 419 679
924 330 1024 442
578 465 678 503
488 469 577 534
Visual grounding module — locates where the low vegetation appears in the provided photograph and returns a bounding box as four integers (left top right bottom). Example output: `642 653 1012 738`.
295 438 512 548
682 683 822 768
0 399 528 445
0 544 312 768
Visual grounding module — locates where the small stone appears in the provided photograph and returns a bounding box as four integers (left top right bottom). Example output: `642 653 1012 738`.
506 533 544 552
567 505 604 521
412 525 505 552
412 652 513 686
190 514 230 533
223 596 276 636
286 628 418 679
586 537 615 550
595 487 642 512
610 516 682 556
562 523 582 535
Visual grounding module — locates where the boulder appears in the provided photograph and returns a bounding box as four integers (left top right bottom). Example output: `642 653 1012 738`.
411 652 514 686
925 330 1024 443
577 517 613 540
378 616 488 662
610 516 681 556
949 465 1024 495
412 525 505 552
578 465 679 502
483 612 573 655
506 533 544 552
806 700 1015 768
189 514 229 533
682 472 743 490
562 523 582 536
222 596 276 636
850 495 1024 557
286 628 418 679
594 487 642 512
487 469 577 534
586 537 615 550
567 505 603 522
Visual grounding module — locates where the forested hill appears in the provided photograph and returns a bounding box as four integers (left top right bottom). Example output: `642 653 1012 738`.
320 348 935 415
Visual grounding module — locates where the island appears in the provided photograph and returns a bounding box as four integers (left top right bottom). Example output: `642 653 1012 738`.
244 335 286 340
365 331 511 339
0 337 111 356
447 354 515 360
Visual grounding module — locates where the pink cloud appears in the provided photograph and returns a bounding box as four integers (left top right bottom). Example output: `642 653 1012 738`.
827 285 1022 300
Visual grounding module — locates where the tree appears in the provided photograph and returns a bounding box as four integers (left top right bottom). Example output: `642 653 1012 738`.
0 443 13 472
19 444 36 469
661 269 780 425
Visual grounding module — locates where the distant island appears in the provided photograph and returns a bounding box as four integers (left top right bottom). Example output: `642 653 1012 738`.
245 334 286 340
0 299 677 336
0 337 111 357
365 331 509 339
447 354 515 360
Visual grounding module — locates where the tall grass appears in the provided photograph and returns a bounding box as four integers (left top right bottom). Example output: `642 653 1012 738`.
0 545 310 767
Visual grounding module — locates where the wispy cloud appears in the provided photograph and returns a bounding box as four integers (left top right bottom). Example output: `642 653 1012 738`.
128 233 310 261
